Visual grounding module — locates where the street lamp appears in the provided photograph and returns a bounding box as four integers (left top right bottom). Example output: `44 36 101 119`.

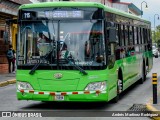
154 14 159 43
141 1 148 18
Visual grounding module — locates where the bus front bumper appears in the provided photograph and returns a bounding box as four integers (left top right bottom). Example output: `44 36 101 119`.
17 89 108 102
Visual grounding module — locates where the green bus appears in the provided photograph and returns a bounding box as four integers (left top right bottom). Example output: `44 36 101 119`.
16 2 153 102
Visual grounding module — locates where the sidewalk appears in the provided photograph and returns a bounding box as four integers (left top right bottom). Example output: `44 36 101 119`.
0 73 16 87
146 86 160 120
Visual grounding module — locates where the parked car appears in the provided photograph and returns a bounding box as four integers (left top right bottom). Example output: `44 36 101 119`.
152 46 159 58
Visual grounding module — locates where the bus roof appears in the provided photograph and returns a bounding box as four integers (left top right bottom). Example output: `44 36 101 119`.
19 2 150 24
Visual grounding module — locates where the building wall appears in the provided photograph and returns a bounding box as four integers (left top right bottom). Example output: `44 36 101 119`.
0 0 31 73
35 0 139 15
37 0 113 7
112 3 128 13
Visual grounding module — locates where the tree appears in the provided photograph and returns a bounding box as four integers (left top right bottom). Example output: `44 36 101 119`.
153 25 160 47
156 25 160 31
152 25 160 44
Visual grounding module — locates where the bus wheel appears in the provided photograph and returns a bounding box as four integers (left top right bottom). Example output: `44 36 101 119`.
113 79 122 103
139 63 146 84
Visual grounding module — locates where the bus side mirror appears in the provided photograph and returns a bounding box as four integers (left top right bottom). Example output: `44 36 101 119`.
109 28 117 43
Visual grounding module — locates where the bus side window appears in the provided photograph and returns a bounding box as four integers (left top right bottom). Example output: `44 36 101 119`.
144 28 147 51
132 26 135 45
139 28 142 44
129 26 133 45
115 24 121 60
121 25 125 46
124 25 129 46
106 22 117 68
134 27 137 45
147 29 152 51
142 28 144 44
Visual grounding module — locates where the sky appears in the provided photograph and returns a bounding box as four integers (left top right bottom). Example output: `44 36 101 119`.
121 0 160 29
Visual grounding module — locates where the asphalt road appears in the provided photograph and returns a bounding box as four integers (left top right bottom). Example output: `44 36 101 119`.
1 57 160 120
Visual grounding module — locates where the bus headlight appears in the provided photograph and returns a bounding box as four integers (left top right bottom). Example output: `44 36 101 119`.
85 81 106 91
17 82 33 90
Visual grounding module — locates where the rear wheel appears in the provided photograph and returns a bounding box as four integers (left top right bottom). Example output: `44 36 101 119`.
139 63 146 84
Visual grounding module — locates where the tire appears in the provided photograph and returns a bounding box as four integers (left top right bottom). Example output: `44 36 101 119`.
112 79 122 103
139 63 146 84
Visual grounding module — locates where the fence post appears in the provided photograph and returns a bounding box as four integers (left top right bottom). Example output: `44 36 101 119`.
152 73 158 104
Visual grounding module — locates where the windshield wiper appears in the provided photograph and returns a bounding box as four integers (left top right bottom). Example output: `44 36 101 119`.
65 56 88 75
29 50 53 75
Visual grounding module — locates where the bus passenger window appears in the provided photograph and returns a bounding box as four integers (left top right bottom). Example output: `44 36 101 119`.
139 28 142 44
134 27 138 45
138 28 141 44
117 24 121 46
124 26 129 46
129 26 133 45
141 28 144 44
121 25 125 46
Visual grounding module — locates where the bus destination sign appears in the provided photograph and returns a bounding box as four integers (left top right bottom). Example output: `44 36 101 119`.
44 10 84 19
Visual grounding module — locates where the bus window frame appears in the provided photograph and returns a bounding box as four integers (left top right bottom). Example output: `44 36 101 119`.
132 26 135 45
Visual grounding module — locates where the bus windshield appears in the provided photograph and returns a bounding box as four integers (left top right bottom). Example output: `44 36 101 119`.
18 19 106 70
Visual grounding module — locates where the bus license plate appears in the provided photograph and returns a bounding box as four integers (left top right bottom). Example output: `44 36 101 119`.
55 95 64 101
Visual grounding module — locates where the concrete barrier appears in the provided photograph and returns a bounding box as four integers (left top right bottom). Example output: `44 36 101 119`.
146 103 160 120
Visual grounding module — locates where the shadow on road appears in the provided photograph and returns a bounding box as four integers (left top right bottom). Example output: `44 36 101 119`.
22 101 111 110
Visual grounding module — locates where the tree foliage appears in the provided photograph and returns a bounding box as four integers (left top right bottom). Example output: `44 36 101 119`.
152 25 160 45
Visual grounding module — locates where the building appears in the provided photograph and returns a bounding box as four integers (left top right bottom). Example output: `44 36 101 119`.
112 2 141 16
37 0 141 16
0 0 31 74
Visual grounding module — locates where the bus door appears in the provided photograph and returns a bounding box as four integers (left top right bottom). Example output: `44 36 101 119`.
106 22 117 69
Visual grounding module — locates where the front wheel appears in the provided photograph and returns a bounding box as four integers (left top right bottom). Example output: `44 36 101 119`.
112 79 122 103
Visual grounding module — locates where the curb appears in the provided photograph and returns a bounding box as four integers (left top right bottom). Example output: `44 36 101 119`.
146 84 160 120
146 103 160 120
0 79 16 87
